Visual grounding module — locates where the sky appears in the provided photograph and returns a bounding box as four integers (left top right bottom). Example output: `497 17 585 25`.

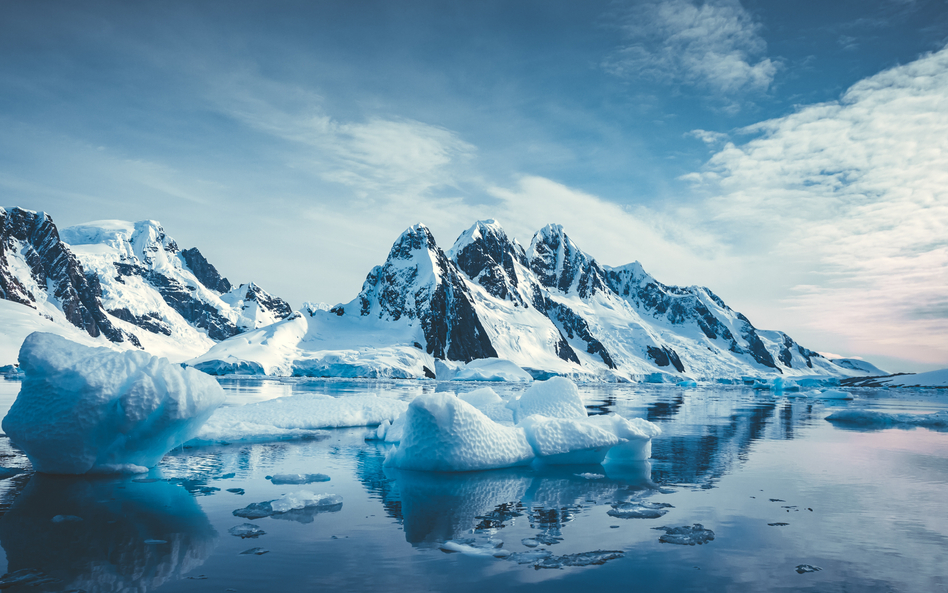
1 0 946 373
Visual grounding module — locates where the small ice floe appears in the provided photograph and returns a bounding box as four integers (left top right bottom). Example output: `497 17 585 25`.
1 333 225 474
507 549 624 569
439 538 509 557
607 501 674 519
825 409 948 431
233 491 343 521
795 564 822 574
240 547 269 555
768 522 789 527
653 524 715 545
266 473 331 485
575 473 605 480
813 389 853 400
50 515 83 523
229 523 266 538
227 488 245 495
677 380 698 388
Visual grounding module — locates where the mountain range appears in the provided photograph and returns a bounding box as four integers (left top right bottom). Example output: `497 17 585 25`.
1 206 886 381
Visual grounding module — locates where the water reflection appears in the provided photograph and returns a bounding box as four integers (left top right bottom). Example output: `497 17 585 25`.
0 474 217 591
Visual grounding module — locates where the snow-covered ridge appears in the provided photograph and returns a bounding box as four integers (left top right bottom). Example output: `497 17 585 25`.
1 206 292 365
194 219 885 381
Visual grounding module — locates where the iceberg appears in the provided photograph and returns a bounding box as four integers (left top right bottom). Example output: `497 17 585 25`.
384 378 660 472
1 333 225 474
436 358 534 382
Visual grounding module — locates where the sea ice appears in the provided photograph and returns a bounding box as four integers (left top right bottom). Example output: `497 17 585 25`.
506 377 588 423
233 491 343 520
2 332 225 474
266 473 331 485
228 524 266 538
384 393 536 472
607 501 674 519
825 409 948 430
653 524 715 545
189 394 407 445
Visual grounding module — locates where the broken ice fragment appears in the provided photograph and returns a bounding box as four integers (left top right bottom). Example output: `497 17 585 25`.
229 523 266 538
796 564 822 574
233 491 343 520
240 547 269 555
653 524 715 545
266 473 331 485
607 501 674 519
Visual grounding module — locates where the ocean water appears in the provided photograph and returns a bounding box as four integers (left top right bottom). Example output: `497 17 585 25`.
0 377 946 592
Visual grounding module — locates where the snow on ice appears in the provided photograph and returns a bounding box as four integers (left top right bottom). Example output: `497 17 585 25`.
1 333 224 474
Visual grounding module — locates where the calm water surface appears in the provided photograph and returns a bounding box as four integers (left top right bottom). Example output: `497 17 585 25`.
0 377 946 592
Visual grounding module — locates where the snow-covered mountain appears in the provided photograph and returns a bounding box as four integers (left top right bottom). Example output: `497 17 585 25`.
193 219 875 381
0 207 291 365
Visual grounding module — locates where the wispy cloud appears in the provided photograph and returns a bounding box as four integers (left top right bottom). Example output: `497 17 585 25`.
603 0 777 108
683 46 948 365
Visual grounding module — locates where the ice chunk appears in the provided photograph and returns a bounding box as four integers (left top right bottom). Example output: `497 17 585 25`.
506 377 587 423
520 415 619 465
266 473 331 485
2 333 225 474
825 409 948 430
190 394 406 446
677 380 698 387
814 389 853 400
233 491 343 520
458 387 504 408
506 549 624 568
384 393 535 472
796 564 822 574
653 524 715 545
439 538 508 557
589 414 661 463
452 359 533 382
228 523 266 538
240 547 269 555
607 501 674 519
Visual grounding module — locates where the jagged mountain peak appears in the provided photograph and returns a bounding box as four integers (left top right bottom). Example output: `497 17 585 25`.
528 224 608 298
61 219 180 271
450 219 529 304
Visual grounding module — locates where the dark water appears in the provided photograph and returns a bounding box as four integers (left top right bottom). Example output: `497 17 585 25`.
1 377 947 592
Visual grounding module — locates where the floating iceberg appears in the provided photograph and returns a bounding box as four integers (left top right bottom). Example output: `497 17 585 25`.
384 378 660 472
653 524 715 545
233 491 343 522
2 333 225 474
266 473 331 485
436 358 534 382
384 393 536 472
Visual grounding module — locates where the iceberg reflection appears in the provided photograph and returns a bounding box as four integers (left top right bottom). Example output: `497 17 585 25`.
0 473 217 592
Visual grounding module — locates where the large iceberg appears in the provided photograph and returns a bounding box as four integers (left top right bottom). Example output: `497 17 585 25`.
383 377 660 472
1 333 225 474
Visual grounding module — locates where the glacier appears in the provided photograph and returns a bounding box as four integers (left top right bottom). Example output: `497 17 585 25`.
1 332 225 474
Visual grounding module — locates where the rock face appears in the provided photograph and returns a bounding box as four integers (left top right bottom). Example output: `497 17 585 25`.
356 224 496 362
0 207 139 347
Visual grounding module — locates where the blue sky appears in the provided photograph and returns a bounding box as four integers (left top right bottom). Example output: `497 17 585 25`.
2 0 947 372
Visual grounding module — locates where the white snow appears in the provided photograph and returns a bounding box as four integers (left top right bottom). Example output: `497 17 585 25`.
189 393 408 445
445 358 533 382
384 392 536 472
0 300 117 367
506 377 588 423
1 332 225 474
874 368 948 388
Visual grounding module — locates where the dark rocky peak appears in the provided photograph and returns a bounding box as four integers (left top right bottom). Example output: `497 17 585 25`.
0 206 139 347
181 247 232 293
528 224 609 298
237 282 293 320
354 223 496 362
449 220 528 304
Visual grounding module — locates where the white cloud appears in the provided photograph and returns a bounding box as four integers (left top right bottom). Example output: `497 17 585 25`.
604 0 777 105
684 46 948 366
